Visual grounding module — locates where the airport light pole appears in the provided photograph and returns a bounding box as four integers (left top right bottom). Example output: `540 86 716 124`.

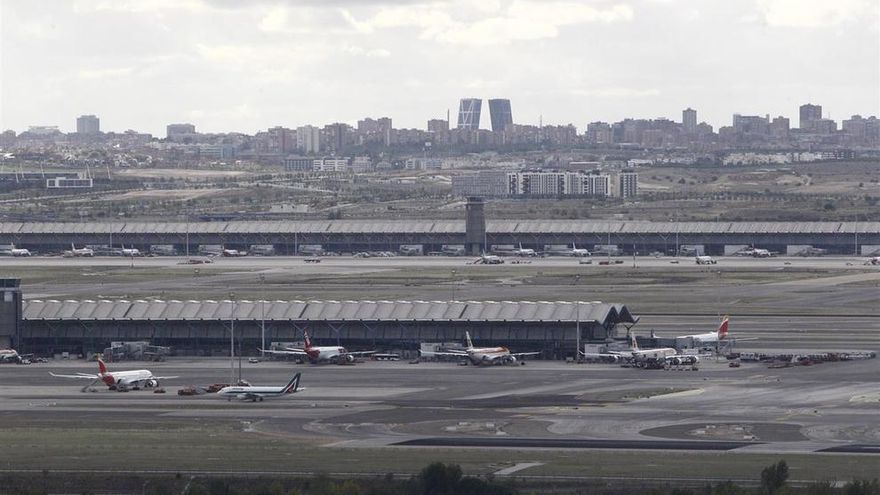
451 269 456 301
575 299 581 361
260 274 266 358
229 292 235 385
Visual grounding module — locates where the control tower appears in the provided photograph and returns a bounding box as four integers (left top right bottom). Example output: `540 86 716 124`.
0 279 22 349
465 197 486 255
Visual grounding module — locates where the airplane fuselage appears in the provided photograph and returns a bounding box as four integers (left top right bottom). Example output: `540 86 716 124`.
467 347 517 365
306 346 354 363
100 369 158 389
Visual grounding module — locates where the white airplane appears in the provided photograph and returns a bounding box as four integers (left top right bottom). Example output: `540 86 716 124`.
568 243 591 257
1 349 21 363
0 244 31 257
544 243 591 257
737 247 773 258
217 372 302 402
421 331 540 366
222 247 247 257
472 252 504 264
120 245 141 257
512 243 537 257
865 257 880 266
259 331 376 364
583 334 698 367
50 358 178 392
679 315 729 344
64 244 94 257
695 255 717 265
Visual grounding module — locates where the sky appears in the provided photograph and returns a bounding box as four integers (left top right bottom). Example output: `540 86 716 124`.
1 0 878 136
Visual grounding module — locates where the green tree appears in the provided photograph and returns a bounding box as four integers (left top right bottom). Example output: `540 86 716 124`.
844 479 880 495
419 462 463 495
760 460 789 494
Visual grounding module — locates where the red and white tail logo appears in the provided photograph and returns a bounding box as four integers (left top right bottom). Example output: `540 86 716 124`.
97 358 108 374
303 331 312 349
718 316 730 339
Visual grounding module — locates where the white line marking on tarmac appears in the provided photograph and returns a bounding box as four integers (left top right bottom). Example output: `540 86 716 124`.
494 462 544 475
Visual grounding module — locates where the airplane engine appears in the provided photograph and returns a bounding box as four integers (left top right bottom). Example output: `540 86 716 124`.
504 355 517 364
146 379 158 388
344 354 355 363
670 357 682 365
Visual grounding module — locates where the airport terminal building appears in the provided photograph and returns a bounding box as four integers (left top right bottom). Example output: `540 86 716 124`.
2 219 879 256
16 299 638 359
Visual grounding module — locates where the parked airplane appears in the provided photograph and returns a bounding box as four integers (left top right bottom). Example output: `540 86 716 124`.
120 245 141 257
736 247 773 258
259 331 376 364
513 243 537 257
545 243 591 257
222 247 247 257
217 372 302 402
695 255 717 265
472 253 504 264
865 257 880 266
0 349 21 363
0 244 31 257
50 358 178 392
679 316 729 345
421 331 540 365
582 334 698 368
64 244 94 257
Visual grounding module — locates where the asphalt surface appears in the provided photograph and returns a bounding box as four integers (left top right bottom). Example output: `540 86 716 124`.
1 357 878 456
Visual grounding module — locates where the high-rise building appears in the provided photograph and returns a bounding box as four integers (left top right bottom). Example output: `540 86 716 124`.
488 99 513 132
799 104 822 129
618 171 639 198
76 115 100 135
296 125 320 154
427 119 449 133
682 108 697 133
166 123 196 139
457 98 482 130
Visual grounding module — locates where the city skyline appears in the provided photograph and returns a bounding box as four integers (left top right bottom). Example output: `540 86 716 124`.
2 0 878 136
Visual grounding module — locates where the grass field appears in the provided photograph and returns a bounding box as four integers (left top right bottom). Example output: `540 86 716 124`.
0 422 877 482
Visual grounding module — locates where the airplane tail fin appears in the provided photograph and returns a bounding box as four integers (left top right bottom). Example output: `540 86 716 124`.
97 358 108 374
465 331 474 349
283 372 301 393
630 333 639 351
718 316 730 339
303 330 312 348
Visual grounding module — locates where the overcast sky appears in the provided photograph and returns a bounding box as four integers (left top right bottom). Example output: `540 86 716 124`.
1 0 878 135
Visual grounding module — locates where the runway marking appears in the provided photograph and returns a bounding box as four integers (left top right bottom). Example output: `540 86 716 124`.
494 462 544 475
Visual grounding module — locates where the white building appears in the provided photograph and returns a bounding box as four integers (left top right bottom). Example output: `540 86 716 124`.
296 125 321 154
350 156 373 173
312 157 348 172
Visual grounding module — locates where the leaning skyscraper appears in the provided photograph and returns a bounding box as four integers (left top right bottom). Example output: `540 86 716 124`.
488 99 513 132
457 98 482 130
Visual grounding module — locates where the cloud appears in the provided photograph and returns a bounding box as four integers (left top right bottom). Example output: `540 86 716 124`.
571 87 661 97
755 0 873 27
72 0 209 13
346 0 634 45
76 67 135 79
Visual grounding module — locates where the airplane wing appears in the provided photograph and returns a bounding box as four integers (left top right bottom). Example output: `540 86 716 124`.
346 350 377 356
510 352 542 357
420 350 468 357
150 375 179 380
259 348 308 356
49 372 99 379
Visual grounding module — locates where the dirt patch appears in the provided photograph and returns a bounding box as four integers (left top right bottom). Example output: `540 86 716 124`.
641 422 807 442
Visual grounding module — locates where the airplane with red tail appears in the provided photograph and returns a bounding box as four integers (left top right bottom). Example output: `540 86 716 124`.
259 330 376 364
50 358 178 392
